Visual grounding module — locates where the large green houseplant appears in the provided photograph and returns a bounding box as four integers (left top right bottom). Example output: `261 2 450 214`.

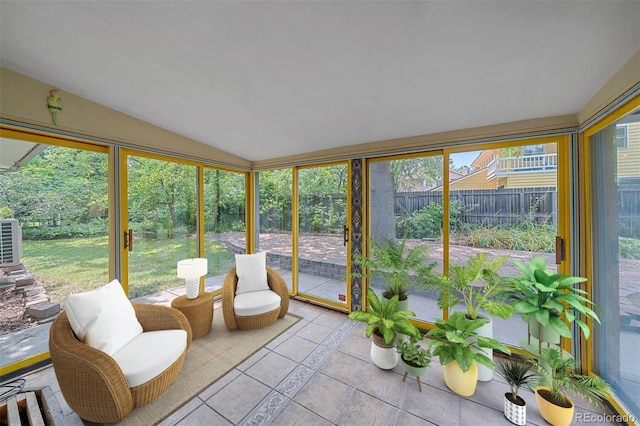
424 252 514 320
423 252 514 381
348 288 422 369
426 311 510 395
504 257 601 353
532 347 610 426
351 238 437 305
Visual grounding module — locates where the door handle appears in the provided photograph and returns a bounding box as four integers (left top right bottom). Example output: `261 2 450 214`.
343 225 349 247
555 236 565 264
124 229 133 251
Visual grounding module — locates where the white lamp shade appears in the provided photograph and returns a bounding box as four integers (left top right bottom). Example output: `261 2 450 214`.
177 258 208 279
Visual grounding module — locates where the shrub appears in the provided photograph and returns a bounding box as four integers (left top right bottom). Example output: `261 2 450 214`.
399 201 462 240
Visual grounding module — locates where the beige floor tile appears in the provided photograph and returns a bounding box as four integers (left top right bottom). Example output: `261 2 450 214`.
245 351 298 388
294 321 334 344
400 380 462 426
176 404 233 426
205 374 271 424
273 334 320 362
292 372 354 423
158 398 204 426
335 389 402 426
270 401 333 426
312 310 348 329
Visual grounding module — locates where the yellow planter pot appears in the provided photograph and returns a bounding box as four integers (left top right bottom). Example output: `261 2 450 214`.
442 360 478 396
535 386 574 426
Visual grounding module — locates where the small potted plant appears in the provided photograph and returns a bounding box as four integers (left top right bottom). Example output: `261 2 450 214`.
504 257 601 355
348 288 422 369
495 358 537 425
396 337 432 392
351 237 437 310
532 347 610 426
426 311 510 396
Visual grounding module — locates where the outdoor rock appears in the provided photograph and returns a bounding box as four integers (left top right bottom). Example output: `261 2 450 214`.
28 302 61 320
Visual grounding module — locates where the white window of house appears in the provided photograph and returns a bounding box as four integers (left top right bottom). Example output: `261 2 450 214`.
615 124 629 148
523 144 544 155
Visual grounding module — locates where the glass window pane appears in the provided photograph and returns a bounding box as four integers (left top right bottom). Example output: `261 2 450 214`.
203 168 246 293
297 164 348 305
591 111 640 416
1 143 110 295
1 141 108 334
449 143 559 347
368 155 444 323
257 169 293 291
127 155 196 298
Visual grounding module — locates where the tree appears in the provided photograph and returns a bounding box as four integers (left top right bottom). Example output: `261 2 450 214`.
369 162 396 242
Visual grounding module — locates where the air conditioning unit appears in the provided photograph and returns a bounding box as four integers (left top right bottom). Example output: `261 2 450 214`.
0 219 22 267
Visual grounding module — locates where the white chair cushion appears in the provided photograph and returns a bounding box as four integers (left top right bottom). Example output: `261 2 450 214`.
111 329 187 388
64 279 143 356
233 290 281 317
235 251 270 295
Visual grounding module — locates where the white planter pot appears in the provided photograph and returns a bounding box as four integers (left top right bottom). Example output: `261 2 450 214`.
503 393 526 426
371 333 398 370
464 312 493 381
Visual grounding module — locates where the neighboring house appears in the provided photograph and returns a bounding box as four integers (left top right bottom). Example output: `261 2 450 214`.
444 125 640 190
448 144 558 190
616 121 640 184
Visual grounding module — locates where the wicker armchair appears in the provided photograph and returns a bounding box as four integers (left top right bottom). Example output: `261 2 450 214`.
222 266 289 330
49 303 192 424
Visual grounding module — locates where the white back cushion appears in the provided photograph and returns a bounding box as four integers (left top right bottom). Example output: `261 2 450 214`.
235 251 270 295
64 279 143 356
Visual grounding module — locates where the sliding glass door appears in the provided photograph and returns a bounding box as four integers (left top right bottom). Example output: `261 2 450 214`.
589 107 640 417
297 163 349 308
368 154 445 323
448 140 563 347
123 152 197 299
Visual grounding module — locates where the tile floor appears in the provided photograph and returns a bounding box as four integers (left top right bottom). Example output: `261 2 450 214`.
19 299 618 426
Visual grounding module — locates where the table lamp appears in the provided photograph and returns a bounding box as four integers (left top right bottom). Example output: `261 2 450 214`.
177 258 208 299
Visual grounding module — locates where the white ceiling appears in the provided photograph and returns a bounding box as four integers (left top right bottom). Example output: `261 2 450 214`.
1 1 639 162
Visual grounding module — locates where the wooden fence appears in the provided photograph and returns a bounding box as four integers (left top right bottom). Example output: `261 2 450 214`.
395 187 557 227
255 185 640 237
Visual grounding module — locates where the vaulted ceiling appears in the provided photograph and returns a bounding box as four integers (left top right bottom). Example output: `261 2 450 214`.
1 1 638 162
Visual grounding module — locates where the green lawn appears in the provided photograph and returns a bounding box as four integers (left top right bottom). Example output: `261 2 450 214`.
22 235 236 302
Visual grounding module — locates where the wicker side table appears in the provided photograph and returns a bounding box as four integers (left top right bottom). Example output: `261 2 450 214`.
171 292 214 339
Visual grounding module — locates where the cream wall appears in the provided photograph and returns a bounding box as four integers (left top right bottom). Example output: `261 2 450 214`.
577 49 640 127
0 68 252 170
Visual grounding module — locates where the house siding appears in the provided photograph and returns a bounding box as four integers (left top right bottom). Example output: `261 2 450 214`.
447 169 506 190
506 172 557 188
617 122 640 179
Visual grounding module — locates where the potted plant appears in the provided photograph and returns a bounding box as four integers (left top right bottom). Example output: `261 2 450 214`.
423 252 514 380
532 347 610 426
348 288 422 370
426 311 510 396
505 257 601 354
495 358 537 425
396 336 432 392
351 237 437 310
